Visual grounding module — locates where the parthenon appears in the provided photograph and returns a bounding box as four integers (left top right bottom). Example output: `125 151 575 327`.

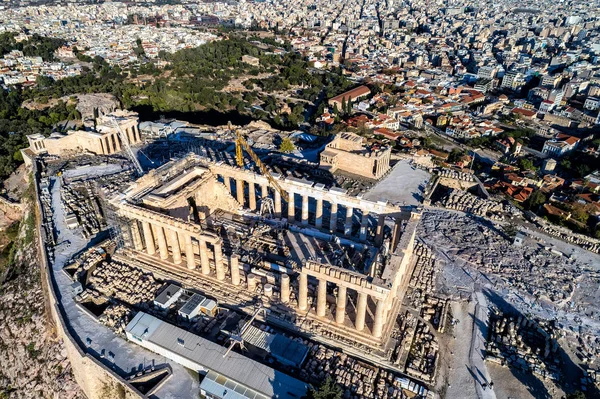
111 153 419 354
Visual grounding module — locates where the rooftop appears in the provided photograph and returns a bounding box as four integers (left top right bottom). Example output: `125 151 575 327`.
125 312 308 398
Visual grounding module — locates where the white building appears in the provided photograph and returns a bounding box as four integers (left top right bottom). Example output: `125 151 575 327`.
125 312 307 399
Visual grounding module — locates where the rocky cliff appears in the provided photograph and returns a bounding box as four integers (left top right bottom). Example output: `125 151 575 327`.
0 206 84 399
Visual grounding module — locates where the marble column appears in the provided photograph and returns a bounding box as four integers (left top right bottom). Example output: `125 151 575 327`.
344 206 353 236
106 136 114 154
224 176 231 192
355 292 368 331
261 185 268 201
373 299 385 338
249 182 256 211
359 210 370 242
298 272 308 311
230 254 240 285
287 191 295 223
274 190 282 218
301 195 309 226
167 229 182 264
315 198 323 229
184 234 195 270
214 242 225 281
317 279 327 317
142 221 155 255
130 220 144 251
280 274 290 303
236 179 245 206
391 220 402 250
114 134 122 152
199 239 210 275
329 202 338 232
335 285 347 324
156 226 169 260
375 214 385 246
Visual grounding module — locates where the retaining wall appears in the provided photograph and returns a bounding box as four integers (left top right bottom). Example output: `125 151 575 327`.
32 160 145 399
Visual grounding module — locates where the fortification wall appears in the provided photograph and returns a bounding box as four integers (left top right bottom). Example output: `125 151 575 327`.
32 160 144 399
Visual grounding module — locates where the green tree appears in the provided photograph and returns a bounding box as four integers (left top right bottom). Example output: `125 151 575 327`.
517 157 536 171
305 377 342 399
447 148 465 163
526 190 547 211
279 137 295 153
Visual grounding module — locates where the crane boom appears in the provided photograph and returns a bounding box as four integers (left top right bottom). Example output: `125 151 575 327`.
229 122 289 203
111 117 143 176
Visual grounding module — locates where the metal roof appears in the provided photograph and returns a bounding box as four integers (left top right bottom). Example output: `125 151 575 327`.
242 325 308 368
200 370 268 399
179 293 205 316
154 284 182 306
126 312 307 399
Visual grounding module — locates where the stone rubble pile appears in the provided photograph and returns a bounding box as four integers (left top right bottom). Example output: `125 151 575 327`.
434 188 505 219
418 211 590 306
486 311 561 381
406 242 448 332
98 303 135 335
300 344 429 398
405 319 438 383
529 219 600 254
94 170 136 196
437 169 474 182
88 261 163 307
60 180 103 238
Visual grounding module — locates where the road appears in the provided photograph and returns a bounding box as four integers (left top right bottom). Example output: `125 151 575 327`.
444 293 496 399
470 291 496 399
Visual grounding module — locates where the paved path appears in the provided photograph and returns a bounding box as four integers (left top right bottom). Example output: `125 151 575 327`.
470 291 496 399
49 175 198 399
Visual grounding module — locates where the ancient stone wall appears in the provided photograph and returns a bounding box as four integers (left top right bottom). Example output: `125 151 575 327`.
32 161 144 399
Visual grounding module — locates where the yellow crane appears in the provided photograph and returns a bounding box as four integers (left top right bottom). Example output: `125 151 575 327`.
229 122 289 203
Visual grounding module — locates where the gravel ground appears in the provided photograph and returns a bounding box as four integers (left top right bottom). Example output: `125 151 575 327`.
364 160 430 206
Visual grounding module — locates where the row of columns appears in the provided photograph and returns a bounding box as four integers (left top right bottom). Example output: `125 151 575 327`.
297 272 387 338
131 217 388 338
100 125 142 155
227 176 269 212
131 218 247 288
102 133 121 155
219 173 388 244
123 124 141 144
131 219 226 278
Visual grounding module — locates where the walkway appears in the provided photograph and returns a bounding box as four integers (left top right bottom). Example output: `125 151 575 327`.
49 175 199 399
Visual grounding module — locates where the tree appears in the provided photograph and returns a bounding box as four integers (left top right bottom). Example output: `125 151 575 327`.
305 377 342 399
517 157 536 171
279 137 295 153
341 97 347 115
526 190 547 211
566 391 585 399
571 203 591 224
448 148 465 163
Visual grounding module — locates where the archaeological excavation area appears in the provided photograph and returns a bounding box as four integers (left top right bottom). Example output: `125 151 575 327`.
111 154 421 357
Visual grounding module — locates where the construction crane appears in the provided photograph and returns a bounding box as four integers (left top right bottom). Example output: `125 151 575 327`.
229 122 289 203
222 303 269 358
111 117 143 176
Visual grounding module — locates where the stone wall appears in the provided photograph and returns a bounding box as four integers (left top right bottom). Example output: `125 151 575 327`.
32 160 145 399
